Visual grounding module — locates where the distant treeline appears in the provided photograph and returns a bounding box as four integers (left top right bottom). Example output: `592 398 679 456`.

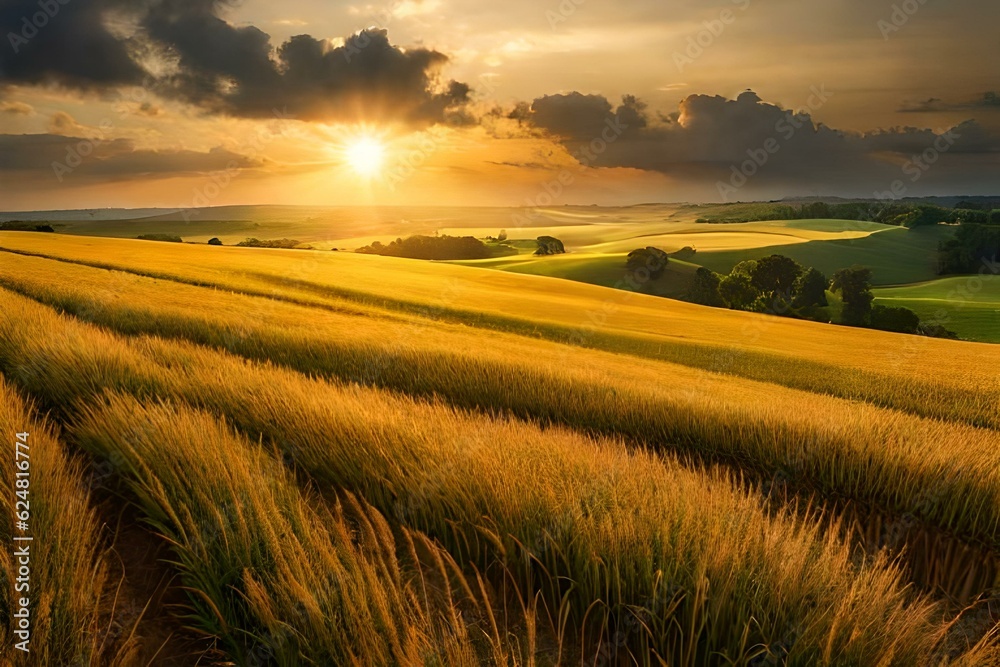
0 221 55 232
236 238 306 249
137 233 183 243
698 201 998 227
356 234 542 261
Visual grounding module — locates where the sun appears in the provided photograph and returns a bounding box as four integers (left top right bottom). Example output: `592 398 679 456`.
344 137 385 177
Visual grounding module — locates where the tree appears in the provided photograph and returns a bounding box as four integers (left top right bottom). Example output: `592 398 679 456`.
870 305 920 334
625 247 670 280
918 322 958 339
497 229 508 242
719 272 757 310
798 202 832 219
208 237 223 246
831 266 874 326
904 205 953 227
535 236 566 256
687 268 725 307
939 223 1000 274
792 267 829 309
750 254 802 296
731 259 758 277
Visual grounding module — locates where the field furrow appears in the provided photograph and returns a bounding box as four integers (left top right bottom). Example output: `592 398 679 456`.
70 394 509 666
0 377 141 665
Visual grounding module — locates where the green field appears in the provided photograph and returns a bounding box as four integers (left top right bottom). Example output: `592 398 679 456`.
692 225 953 286
875 277 1000 342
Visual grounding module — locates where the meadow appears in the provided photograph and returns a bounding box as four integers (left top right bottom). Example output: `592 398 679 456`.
1 227 1000 664
874 277 1000 343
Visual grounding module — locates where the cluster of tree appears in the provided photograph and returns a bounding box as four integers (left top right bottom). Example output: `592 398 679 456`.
356 234 494 260
535 236 566 256
687 255 829 319
939 223 1000 274
0 221 55 232
683 255 955 338
236 238 307 249
625 247 670 279
136 233 183 242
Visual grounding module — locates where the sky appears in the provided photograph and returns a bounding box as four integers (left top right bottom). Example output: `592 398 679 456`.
0 0 998 210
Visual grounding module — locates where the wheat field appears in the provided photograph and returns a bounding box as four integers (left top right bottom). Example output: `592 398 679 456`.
2 233 1000 665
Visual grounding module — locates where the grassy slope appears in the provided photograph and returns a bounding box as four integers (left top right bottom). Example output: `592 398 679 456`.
875 277 1000 342
693 225 954 286
456 253 702 299
460 219 891 301
580 219 884 254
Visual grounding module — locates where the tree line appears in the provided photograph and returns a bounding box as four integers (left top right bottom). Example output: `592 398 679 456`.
699 201 998 227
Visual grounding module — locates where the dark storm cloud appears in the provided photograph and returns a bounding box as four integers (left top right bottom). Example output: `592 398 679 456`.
523 93 647 140
517 89 1000 197
0 133 262 180
0 0 470 125
150 22 470 124
0 0 144 88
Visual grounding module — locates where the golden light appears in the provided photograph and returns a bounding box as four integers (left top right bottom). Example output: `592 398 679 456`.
344 137 385 177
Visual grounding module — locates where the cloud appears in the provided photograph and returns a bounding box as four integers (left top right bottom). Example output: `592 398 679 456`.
1 0 471 126
517 89 1000 199
48 111 95 137
0 0 145 89
0 101 34 115
0 133 264 181
898 92 1000 113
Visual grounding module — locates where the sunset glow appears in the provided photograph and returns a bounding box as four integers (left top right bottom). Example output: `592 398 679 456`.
344 137 386 178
